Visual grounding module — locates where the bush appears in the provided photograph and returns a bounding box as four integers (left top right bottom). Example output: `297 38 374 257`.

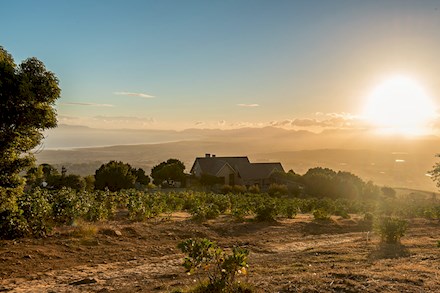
83 190 115 221
268 183 288 196
178 238 250 293
363 212 374 222
17 188 53 237
126 190 164 221
0 209 29 239
375 216 408 243
232 185 247 194
248 185 260 194
281 200 298 219
220 185 233 194
51 188 83 224
312 208 331 221
230 195 251 221
190 203 221 222
254 198 278 222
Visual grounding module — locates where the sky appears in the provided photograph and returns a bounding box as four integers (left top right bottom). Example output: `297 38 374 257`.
2 0 440 132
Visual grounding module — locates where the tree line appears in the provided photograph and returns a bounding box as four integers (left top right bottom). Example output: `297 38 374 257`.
24 159 186 192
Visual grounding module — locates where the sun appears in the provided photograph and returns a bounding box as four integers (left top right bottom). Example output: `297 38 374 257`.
362 75 436 135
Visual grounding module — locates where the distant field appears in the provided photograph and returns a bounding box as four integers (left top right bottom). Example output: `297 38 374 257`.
36 144 439 192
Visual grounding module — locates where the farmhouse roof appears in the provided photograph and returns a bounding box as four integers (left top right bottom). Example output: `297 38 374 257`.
190 155 284 180
236 162 284 180
190 156 250 176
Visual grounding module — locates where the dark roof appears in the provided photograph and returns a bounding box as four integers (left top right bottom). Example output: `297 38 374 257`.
190 156 250 176
237 163 284 180
190 156 284 180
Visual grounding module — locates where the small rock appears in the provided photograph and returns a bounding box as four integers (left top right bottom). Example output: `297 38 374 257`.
69 277 97 286
100 228 122 237
23 255 32 259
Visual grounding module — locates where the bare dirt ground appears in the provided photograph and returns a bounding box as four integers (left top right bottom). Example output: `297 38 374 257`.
1 213 440 292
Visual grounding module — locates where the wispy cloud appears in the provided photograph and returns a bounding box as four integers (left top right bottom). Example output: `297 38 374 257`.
93 115 156 123
113 91 155 98
62 102 114 107
270 112 362 129
237 103 259 107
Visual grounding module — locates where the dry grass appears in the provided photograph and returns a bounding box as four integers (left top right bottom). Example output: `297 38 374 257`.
70 219 98 238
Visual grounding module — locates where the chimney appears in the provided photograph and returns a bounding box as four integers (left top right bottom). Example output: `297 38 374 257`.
205 153 211 158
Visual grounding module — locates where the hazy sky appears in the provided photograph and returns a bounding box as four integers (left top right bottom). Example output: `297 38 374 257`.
2 0 440 131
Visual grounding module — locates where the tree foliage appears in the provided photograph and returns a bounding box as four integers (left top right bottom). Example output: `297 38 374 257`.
381 186 396 198
0 47 60 215
94 161 149 191
150 158 186 186
0 48 60 190
25 164 85 190
302 167 379 200
429 154 440 190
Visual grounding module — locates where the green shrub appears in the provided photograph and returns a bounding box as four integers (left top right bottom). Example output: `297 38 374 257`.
126 190 164 221
312 208 331 221
17 188 53 237
281 200 298 219
230 195 251 221
334 209 350 219
209 193 230 214
0 209 29 239
178 238 250 293
363 212 374 222
268 183 288 196
51 187 82 224
232 185 247 194
248 185 260 194
220 185 233 194
375 216 408 243
83 190 114 221
190 203 220 222
254 198 278 222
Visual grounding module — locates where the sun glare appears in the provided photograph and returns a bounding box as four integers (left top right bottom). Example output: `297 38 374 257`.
362 75 436 135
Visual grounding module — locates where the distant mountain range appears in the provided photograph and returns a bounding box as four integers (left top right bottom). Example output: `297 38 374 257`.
36 125 440 191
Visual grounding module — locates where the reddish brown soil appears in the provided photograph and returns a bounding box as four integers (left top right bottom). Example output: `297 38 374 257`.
1 213 440 292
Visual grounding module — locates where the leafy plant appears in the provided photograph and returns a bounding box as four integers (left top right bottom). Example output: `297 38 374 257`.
190 203 221 222
0 209 29 239
17 188 53 237
312 208 331 221
232 185 247 194
375 216 408 244
51 187 83 225
247 185 260 194
220 185 233 194
126 190 164 221
268 183 288 196
281 200 298 219
254 198 278 222
178 238 250 292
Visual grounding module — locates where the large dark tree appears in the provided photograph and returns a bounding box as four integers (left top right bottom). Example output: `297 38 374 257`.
94 161 136 191
94 161 149 191
151 159 186 187
0 47 60 210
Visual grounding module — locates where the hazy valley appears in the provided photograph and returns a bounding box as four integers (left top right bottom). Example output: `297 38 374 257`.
37 125 440 191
